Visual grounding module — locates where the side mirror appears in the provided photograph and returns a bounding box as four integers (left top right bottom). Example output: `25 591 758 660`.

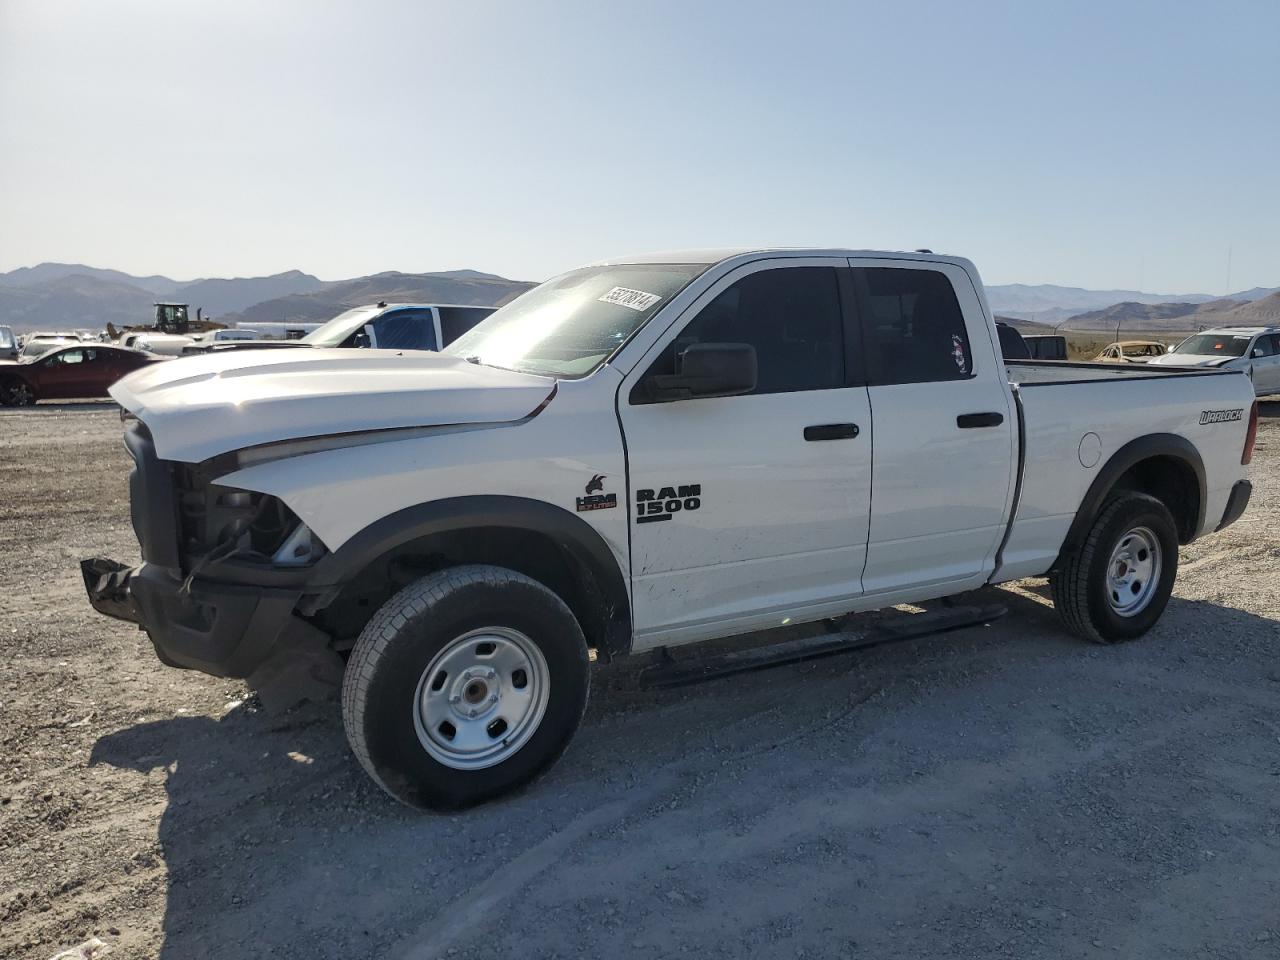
352 326 373 349
1252 347 1265 358
642 342 757 403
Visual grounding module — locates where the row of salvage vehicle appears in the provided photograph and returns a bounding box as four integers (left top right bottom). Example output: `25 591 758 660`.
0 302 495 406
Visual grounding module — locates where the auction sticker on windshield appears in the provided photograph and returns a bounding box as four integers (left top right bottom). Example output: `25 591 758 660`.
598 287 662 312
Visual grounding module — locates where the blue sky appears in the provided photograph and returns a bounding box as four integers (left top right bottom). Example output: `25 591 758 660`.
1 0 1277 292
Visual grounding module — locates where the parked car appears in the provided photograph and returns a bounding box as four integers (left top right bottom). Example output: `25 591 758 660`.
1095 340 1168 363
0 343 158 405
0 325 17 359
1149 326 1280 396
83 248 1255 810
118 331 195 356
19 331 82 360
1023 334 1068 361
184 303 496 355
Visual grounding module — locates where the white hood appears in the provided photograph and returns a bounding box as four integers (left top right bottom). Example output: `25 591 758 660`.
111 349 556 462
1148 353 1235 368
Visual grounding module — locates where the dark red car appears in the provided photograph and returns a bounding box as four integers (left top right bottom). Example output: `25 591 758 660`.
0 343 159 406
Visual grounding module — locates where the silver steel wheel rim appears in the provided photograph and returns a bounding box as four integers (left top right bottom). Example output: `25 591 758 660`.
1105 525 1162 617
413 626 550 771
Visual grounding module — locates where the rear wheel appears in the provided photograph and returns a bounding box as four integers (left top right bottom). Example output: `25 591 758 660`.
1051 492 1179 644
0 378 35 406
341 564 590 809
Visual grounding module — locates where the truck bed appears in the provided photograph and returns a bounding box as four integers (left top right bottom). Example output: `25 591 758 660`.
1006 359 1233 386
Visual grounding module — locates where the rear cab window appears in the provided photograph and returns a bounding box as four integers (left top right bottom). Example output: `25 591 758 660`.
854 267 973 385
439 307 495 346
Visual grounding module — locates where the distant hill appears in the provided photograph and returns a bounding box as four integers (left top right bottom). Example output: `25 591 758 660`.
1225 286 1280 302
0 273 157 331
1057 299 1243 332
985 283 1220 323
1060 292 1280 333
0 262 181 297
0 263 532 333
1210 291 1280 326
225 272 532 325
170 270 325 316
2 261 1274 338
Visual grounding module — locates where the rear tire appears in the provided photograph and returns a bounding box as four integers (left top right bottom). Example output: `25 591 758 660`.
342 564 590 809
1051 492 1178 644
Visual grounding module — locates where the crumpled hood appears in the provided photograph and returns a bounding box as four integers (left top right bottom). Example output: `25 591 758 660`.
111 348 556 462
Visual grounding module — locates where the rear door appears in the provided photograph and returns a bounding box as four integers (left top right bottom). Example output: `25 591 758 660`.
851 259 1016 596
619 259 873 647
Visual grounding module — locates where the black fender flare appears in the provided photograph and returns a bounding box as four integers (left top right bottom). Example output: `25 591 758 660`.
1053 433 1206 569
304 495 633 657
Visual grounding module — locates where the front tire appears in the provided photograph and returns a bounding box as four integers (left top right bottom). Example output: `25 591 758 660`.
342 564 590 809
1051 492 1179 644
0 378 35 407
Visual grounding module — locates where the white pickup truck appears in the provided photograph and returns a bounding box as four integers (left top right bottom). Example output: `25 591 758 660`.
82 249 1257 809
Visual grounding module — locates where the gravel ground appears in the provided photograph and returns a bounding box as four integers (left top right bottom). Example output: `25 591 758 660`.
2 400 1278 960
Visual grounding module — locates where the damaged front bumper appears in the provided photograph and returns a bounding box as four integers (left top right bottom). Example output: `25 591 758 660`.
80 557 308 678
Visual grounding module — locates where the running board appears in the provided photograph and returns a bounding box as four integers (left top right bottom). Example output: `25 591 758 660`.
639 603 1007 689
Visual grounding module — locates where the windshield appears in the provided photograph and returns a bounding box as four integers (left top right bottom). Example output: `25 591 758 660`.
1172 333 1251 357
0 329 13 350
443 263 708 378
301 306 381 347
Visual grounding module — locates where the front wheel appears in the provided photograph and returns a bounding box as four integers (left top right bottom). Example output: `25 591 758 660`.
341 565 590 809
1051 492 1179 644
0 378 35 407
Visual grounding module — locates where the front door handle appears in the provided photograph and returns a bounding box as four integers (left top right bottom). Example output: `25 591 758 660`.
804 423 859 441
956 412 1004 428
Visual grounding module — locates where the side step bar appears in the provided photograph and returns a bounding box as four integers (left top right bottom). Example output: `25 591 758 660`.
639 603 1007 689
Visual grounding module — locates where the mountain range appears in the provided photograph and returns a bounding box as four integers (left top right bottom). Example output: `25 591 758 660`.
0 262 1276 336
0 263 531 333
985 283 1279 324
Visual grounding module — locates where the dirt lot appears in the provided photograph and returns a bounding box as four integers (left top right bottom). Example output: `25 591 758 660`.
2 401 1278 960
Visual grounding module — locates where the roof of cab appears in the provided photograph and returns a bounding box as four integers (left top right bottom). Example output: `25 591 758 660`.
592 248 972 268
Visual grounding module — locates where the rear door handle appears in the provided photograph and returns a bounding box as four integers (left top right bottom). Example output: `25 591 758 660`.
804 423 859 441
956 412 1004 429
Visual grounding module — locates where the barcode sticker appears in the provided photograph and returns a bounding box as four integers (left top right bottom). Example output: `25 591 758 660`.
598 286 662 312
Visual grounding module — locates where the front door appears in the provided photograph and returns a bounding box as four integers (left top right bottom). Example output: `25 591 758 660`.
619 259 873 648
851 259 1017 596
37 348 95 398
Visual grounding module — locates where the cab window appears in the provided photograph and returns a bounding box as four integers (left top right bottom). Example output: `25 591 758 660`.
856 268 972 385
638 267 845 396
370 310 437 351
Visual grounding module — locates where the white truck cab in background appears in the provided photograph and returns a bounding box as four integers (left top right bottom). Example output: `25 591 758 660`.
85 248 1257 810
